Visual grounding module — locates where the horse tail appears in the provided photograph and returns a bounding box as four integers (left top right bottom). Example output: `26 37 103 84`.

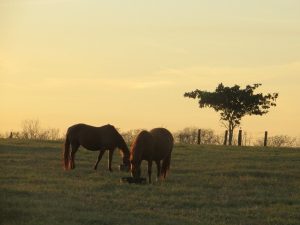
63 134 71 170
161 153 171 179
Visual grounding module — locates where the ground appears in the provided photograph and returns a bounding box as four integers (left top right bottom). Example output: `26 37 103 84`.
0 139 299 225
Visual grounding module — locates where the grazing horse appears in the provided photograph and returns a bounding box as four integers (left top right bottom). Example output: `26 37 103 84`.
63 123 130 171
130 128 174 183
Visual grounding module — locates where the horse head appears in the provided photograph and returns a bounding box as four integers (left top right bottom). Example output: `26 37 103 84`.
129 130 153 178
117 134 131 172
119 153 130 172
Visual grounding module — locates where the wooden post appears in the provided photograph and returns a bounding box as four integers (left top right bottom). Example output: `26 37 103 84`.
223 130 228 145
197 129 201 145
264 131 268 147
238 130 242 146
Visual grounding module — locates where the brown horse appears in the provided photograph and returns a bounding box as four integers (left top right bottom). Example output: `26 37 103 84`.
130 128 174 183
63 123 130 171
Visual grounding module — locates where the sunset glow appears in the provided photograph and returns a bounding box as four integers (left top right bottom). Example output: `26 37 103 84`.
1 0 300 137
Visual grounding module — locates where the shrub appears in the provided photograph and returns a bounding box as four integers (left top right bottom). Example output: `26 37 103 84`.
174 127 223 145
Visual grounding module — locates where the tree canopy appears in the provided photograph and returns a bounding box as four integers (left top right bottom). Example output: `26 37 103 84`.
184 83 278 145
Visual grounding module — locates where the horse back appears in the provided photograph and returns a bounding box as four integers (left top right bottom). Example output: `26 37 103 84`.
66 123 121 150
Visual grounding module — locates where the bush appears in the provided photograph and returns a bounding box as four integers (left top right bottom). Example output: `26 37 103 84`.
13 119 61 140
174 127 223 145
255 135 297 147
121 129 144 146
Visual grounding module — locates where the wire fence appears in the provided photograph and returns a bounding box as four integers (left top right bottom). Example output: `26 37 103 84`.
173 128 300 148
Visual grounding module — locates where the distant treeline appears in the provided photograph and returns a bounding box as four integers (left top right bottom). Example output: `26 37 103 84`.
1 120 299 148
1 119 61 141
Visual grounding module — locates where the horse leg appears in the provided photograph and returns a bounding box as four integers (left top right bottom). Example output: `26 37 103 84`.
94 150 105 170
148 160 153 183
108 149 113 172
155 160 161 181
70 143 79 169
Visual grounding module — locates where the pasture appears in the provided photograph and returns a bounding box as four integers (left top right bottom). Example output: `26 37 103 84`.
0 139 299 225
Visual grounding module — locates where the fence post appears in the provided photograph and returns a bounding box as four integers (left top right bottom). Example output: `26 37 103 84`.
238 130 242 146
197 129 201 145
223 130 228 145
264 131 268 147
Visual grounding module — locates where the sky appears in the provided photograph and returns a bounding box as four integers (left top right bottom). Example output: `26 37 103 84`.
1 0 300 137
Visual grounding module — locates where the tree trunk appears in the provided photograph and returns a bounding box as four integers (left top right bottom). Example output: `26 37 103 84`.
223 130 228 145
227 120 235 146
228 129 233 145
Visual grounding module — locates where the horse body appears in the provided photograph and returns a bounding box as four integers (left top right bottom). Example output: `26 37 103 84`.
130 128 173 183
67 124 119 150
64 123 130 171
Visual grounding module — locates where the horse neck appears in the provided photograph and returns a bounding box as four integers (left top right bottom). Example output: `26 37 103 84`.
130 141 143 162
118 137 130 158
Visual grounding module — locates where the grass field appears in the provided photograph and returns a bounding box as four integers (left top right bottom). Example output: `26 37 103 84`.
0 139 299 225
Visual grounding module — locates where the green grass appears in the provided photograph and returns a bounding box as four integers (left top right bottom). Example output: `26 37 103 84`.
0 139 300 225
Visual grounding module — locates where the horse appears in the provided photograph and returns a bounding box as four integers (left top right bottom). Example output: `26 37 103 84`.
63 123 130 172
130 128 174 183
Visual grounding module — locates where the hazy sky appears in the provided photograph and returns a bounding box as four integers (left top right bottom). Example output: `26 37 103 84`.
1 0 300 137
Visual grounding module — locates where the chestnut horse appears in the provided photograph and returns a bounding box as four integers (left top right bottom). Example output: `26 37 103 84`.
63 124 130 171
130 128 173 183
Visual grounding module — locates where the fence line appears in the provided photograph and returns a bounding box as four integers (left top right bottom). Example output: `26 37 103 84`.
175 128 300 147
2 127 300 147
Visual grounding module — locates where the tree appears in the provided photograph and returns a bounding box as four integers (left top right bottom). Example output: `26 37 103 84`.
21 119 61 140
121 129 144 145
184 83 278 145
22 119 41 139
